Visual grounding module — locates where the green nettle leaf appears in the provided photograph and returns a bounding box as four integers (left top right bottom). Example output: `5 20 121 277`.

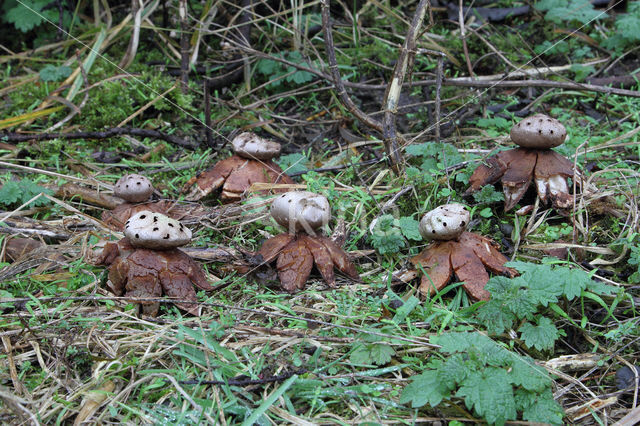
516 389 564 425
476 299 516 335
519 317 559 351
349 342 395 366
39 64 72 82
434 332 511 366
437 354 471 385
398 217 422 241
399 370 451 408
405 142 464 171
4 0 61 33
509 357 552 392
456 368 517 425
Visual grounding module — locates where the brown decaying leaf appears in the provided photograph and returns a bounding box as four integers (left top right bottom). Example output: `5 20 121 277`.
300 235 335 287
317 236 360 280
276 239 314 292
410 241 454 295
3 238 44 262
258 233 295 263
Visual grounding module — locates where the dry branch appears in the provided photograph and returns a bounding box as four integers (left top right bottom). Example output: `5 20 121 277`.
320 0 383 134
1 127 197 149
381 0 431 171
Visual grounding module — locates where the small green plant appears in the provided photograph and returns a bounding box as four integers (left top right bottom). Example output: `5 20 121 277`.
0 178 52 208
350 334 396 366
400 331 564 425
602 1 640 52
256 51 317 88
369 214 421 255
476 260 619 350
535 0 605 25
405 142 464 177
39 64 72 82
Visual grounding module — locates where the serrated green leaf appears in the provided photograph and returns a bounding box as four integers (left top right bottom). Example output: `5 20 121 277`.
437 354 471 386
473 185 505 204
509 356 552 392
39 64 72 82
516 389 564 425
5 0 47 32
456 367 517 425
398 217 421 241
399 370 451 408
536 0 605 25
350 343 395 366
519 317 559 351
370 215 406 255
276 153 308 175
476 299 516 335
0 181 22 206
433 332 511 366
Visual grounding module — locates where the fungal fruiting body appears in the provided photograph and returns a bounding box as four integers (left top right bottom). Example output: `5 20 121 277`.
465 113 575 214
257 191 359 292
410 204 517 301
184 132 294 202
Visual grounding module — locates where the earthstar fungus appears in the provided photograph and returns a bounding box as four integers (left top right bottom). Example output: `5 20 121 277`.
409 203 517 301
97 211 212 316
102 173 172 231
464 113 575 214
184 132 294 202
258 191 359 292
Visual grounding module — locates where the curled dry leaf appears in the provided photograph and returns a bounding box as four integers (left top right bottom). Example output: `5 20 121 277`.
410 232 517 301
183 154 294 202
258 233 359 292
97 238 212 316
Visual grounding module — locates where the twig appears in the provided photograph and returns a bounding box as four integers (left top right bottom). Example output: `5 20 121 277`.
206 0 252 92
1 127 197 149
177 369 307 386
458 0 474 77
381 0 431 171
179 0 189 93
435 56 443 143
204 79 213 147
221 37 640 98
320 0 383 134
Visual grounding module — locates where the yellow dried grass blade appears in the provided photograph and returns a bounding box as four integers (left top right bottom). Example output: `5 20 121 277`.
0 106 64 130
